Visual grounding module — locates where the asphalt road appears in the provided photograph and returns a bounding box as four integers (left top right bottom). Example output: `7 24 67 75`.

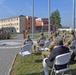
0 34 24 75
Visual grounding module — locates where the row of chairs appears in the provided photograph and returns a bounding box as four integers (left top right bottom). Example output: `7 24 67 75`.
19 39 50 56
39 39 76 51
19 39 76 56
19 40 76 75
37 39 51 51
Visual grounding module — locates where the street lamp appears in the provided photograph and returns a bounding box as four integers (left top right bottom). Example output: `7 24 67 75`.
32 0 34 38
72 0 75 32
48 0 51 37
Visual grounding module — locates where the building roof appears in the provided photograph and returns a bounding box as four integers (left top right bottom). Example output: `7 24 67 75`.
0 15 26 21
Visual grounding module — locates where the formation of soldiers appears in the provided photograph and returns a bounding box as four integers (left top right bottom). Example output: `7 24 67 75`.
0 30 10 39
36 30 75 59
23 30 75 52
22 30 76 61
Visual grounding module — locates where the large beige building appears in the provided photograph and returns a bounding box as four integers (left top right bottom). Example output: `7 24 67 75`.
0 15 57 33
0 15 26 33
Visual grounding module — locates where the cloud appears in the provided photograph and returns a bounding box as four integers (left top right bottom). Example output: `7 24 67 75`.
0 0 15 15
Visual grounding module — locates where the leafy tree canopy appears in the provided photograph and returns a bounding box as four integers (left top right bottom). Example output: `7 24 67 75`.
50 9 61 28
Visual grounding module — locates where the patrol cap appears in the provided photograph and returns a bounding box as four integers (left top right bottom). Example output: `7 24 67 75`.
40 32 43 35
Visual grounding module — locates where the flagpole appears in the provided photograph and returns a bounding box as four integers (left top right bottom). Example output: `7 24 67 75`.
72 0 75 32
32 0 34 38
48 0 51 37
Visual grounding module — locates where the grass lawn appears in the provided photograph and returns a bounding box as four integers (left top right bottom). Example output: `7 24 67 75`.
10 52 44 75
10 51 76 75
29 32 49 38
10 34 18 38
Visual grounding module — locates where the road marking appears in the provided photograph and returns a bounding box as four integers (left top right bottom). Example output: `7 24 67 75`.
0 46 21 49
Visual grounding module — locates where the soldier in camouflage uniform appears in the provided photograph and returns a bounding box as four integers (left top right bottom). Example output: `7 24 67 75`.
63 32 67 43
42 32 57 59
2 31 4 39
48 32 53 42
23 34 33 45
37 32 46 46
61 30 65 38
6 32 10 39
64 30 76 47
3 31 7 39
34 32 46 52
0 30 10 39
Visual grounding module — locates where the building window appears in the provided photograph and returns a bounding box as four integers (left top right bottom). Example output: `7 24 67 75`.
12 30 13 32
28 23 30 25
17 18 18 20
17 23 18 25
28 18 30 20
17 28 18 30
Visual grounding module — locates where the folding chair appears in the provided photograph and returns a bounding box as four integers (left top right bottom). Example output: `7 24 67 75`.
19 44 32 56
40 41 50 51
39 39 45 46
70 40 76 50
45 41 51 48
25 40 33 45
50 52 72 75
38 39 46 50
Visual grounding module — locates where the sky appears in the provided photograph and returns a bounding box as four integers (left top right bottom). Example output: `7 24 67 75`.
0 0 76 27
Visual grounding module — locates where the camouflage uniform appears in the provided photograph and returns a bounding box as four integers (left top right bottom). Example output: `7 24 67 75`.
64 30 76 47
48 32 53 41
37 32 46 45
37 36 46 45
61 31 65 38
34 32 46 52
64 35 75 47
63 35 67 43
42 33 57 59
48 39 57 51
4 31 7 39
6 32 10 39
1 32 3 39
23 38 32 45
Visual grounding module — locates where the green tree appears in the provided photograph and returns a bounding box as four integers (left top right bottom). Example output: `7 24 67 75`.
50 9 61 28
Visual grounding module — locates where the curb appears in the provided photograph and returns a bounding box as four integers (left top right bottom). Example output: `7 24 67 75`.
8 54 18 75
